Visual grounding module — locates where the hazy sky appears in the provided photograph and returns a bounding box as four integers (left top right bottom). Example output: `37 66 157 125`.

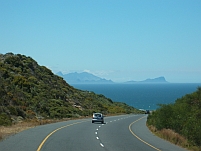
1 0 201 83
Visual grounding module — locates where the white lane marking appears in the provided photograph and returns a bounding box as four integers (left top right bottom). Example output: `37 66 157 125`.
94 116 138 149
100 143 104 147
95 115 138 149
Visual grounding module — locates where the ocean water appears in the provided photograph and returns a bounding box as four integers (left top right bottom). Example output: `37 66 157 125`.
72 83 201 110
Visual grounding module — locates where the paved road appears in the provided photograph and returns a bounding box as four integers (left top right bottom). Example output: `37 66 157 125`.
0 114 188 151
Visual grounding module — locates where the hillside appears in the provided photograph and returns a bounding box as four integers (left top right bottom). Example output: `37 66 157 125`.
0 53 140 126
147 87 201 149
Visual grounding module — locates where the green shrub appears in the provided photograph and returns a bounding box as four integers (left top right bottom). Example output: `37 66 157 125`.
7 106 18 115
0 113 12 126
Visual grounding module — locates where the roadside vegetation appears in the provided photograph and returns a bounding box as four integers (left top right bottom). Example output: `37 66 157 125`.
147 87 201 151
0 53 142 140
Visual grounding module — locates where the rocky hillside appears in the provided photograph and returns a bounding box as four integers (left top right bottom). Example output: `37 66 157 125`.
0 53 140 126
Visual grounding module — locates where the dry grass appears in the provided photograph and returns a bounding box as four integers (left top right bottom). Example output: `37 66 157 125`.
160 128 189 147
147 125 201 151
0 121 37 140
0 118 72 141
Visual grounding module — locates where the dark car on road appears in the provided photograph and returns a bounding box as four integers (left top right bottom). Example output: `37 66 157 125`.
145 110 150 114
92 113 104 124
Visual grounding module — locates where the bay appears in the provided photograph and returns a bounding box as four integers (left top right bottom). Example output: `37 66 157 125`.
72 83 201 110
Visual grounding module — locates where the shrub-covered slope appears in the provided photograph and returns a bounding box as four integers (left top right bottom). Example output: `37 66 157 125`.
147 87 201 147
0 53 139 126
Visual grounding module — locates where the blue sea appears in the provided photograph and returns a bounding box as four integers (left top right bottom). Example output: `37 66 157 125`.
72 83 201 110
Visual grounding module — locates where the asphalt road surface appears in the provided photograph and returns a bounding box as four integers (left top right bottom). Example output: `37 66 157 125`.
0 114 188 151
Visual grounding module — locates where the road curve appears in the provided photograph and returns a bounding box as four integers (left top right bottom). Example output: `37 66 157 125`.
0 114 188 151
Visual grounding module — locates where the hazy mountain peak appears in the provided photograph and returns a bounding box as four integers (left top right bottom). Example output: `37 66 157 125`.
125 76 168 84
57 72 114 84
56 71 63 76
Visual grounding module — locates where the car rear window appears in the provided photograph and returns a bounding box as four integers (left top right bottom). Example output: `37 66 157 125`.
94 113 101 117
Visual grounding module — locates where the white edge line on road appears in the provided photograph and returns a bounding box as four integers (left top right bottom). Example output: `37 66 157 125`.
129 116 161 151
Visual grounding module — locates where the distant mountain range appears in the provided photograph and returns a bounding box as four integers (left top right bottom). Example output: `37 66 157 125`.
56 72 169 84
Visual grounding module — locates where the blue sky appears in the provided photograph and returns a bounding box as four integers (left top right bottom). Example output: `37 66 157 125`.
1 0 201 83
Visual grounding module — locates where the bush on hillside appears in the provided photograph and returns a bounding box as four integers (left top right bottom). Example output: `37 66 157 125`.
0 113 12 126
147 87 201 146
